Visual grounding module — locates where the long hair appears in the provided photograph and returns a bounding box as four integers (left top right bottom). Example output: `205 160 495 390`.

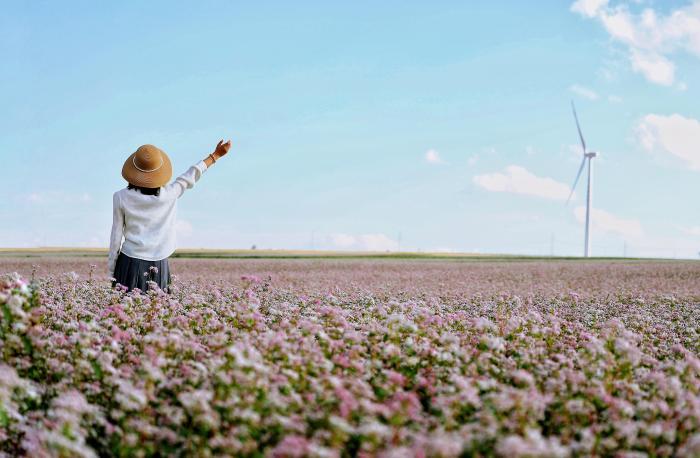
127 184 161 196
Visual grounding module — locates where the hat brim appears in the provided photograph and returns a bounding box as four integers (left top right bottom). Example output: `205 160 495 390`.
122 152 173 188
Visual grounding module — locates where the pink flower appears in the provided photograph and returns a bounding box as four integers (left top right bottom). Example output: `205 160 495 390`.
270 435 309 457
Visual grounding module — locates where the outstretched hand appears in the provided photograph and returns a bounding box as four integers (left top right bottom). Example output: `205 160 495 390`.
213 139 232 160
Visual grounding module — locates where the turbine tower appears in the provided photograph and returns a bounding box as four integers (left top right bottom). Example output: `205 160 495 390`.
567 101 597 258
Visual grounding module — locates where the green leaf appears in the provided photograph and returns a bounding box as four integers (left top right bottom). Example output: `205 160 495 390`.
0 407 9 428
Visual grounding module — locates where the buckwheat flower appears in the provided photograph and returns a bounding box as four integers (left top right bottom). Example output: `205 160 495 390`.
238 408 261 423
241 274 261 283
511 369 535 388
197 408 221 430
386 370 406 386
685 354 700 375
481 335 505 351
124 432 139 447
114 379 148 411
358 420 391 441
565 399 587 416
329 415 354 434
178 389 214 411
496 435 533 456
379 446 414 458
473 317 496 331
27 429 98 458
426 431 464 456
492 391 517 413
382 343 401 358
306 443 339 458
496 429 569 458
678 433 700 456
271 435 310 457
616 452 647 458
7 293 25 311
52 390 96 416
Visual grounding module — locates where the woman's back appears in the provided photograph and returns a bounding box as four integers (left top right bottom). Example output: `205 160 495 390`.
116 185 179 262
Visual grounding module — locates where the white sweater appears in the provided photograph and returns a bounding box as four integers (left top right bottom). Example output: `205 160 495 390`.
108 160 208 276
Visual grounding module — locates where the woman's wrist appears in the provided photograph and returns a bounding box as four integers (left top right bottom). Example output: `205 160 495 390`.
204 153 217 167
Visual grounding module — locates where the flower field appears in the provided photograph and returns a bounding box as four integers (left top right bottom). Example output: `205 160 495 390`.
1 257 699 457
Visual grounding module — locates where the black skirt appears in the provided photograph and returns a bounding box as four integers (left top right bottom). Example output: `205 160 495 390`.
112 252 171 293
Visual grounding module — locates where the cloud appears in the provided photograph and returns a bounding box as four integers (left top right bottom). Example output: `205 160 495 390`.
636 113 700 170
574 206 643 238
680 226 700 237
569 84 599 100
473 165 572 201
430 247 456 253
329 233 399 251
27 193 43 204
22 191 92 205
607 94 623 103
571 0 700 86
571 0 609 18
629 49 675 86
425 149 445 164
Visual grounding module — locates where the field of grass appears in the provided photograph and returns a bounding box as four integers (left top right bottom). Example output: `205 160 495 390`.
0 247 676 262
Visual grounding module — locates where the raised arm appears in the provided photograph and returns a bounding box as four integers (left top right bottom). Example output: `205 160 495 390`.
166 139 232 199
107 192 124 277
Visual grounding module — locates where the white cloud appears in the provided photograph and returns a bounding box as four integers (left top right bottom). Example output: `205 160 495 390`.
680 226 700 237
22 191 92 205
27 193 43 203
607 94 623 103
473 165 572 201
571 0 700 86
574 206 643 239
467 154 479 166
330 233 356 248
636 113 700 170
629 49 675 86
430 247 456 253
425 149 445 164
329 233 399 251
569 84 600 100
571 0 609 18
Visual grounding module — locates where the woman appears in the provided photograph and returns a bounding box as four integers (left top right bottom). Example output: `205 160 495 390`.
108 140 232 292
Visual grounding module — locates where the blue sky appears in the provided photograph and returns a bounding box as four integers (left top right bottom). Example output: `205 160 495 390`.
2 0 700 257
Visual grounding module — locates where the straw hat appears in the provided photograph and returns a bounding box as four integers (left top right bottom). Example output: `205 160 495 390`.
122 144 173 188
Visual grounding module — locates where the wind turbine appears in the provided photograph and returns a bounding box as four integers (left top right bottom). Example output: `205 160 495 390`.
567 101 598 258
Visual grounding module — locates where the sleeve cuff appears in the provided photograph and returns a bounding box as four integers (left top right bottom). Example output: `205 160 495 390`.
196 160 208 172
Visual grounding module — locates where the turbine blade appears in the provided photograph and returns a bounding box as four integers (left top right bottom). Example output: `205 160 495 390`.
567 156 586 204
571 100 586 155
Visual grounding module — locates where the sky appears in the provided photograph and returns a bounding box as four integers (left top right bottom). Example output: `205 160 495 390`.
2 0 700 258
